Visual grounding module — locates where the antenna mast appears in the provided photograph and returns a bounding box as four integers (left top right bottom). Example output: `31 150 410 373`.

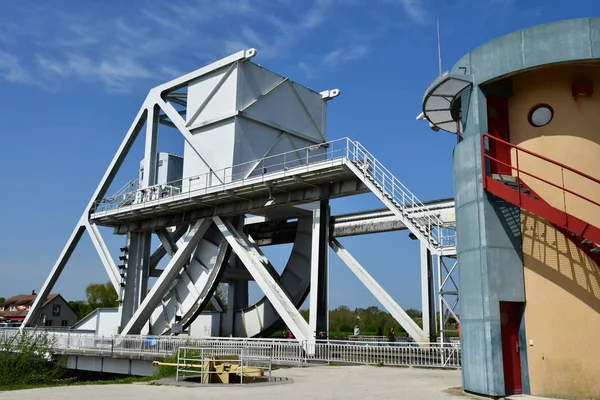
437 14 442 76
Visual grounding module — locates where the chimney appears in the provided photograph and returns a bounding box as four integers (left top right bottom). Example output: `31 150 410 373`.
31 290 36 296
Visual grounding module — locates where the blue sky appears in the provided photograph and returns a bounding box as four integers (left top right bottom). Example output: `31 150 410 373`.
1 1 598 313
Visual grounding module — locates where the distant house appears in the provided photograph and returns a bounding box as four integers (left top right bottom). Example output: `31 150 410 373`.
0 291 78 328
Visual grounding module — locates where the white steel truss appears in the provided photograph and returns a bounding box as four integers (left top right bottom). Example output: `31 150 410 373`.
330 239 428 343
24 48 457 345
437 254 460 343
214 216 311 342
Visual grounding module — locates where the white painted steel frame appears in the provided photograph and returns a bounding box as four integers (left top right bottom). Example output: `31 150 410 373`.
214 216 311 342
330 238 428 344
437 255 460 343
25 47 457 343
24 49 262 331
22 102 150 329
308 200 329 347
121 219 213 334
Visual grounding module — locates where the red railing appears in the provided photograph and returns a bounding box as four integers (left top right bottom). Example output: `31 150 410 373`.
481 133 600 240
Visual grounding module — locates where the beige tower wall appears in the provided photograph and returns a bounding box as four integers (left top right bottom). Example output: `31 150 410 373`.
521 212 600 398
508 64 600 228
508 65 600 398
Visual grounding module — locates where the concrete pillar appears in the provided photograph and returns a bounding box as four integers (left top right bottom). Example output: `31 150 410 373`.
455 86 525 396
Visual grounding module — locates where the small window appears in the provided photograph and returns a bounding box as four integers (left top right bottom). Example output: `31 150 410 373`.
61 320 69 327
45 320 53 327
528 104 554 127
158 160 164 167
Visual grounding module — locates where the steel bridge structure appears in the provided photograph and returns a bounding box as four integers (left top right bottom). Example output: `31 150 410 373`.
23 49 459 347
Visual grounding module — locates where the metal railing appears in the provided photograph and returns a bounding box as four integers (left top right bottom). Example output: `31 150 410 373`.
0 329 461 369
482 133 600 235
176 345 273 384
93 138 351 214
93 137 456 250
347 141 456 250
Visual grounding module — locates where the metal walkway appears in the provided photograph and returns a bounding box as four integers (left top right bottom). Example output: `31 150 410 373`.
92 137 456 255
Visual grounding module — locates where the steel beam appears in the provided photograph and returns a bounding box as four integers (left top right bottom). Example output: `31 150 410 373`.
110 178 368 232
120 218 212 334
420 241 436 340
330 238 428 344
22 224 86 328
344 161 438 253
141 104 159 188
154 95 222 183
437 255 460 343
156 228 179 256
119 231 152 328
309 200 329 343
186 62 237 128
214 216 311 342
24 101 149 328
178 241 231 331
149 225 189 270
155 48 256 94
85 221 120 293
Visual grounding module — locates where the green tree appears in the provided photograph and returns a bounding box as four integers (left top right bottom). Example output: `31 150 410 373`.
68 300 92 320
0 297 5 304
85 282 118 308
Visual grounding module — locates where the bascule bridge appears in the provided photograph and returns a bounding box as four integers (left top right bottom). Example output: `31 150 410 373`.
24 49 457 345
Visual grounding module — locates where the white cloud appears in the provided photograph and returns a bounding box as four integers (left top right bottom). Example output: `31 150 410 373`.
0 51 33 84
380 0 427 23
36 54 153 90
301 0 333 28
241 26 268 51
324 45 370 66
298 62 316 79
0 0 429 90
225 41 250 55
159 65 186 79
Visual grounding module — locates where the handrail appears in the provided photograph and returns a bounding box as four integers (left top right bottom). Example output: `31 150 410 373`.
349 140 454 249
482 133 600 213
483 133 600 187
0 328 462 369
91 137 456 249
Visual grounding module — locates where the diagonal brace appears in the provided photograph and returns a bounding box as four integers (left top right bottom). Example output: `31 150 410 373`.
330 238 428 344
154 96 223 184
85 221 121 293
121 218 212 334
214 216 310 342
150 225 189 270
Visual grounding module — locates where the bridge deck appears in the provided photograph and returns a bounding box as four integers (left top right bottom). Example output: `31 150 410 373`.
92 159 364 230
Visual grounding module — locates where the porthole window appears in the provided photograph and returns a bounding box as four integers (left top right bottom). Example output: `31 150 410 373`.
528 104 554 127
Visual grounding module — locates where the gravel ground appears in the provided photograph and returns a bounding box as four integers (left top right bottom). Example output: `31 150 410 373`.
3 366 466 400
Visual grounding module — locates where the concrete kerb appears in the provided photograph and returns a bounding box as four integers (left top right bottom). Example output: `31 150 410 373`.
153 377 294 388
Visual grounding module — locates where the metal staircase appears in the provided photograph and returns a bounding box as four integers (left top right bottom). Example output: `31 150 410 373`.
482 133 600 263
346 140 456 255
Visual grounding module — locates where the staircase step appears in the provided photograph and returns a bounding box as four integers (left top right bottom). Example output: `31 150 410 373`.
492 174 517 184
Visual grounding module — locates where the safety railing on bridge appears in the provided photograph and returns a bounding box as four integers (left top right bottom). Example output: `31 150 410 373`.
0 329 461 369
347 141 456 250
92 137 456 250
